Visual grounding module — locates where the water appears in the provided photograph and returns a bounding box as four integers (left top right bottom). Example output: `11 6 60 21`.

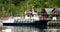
2 26 60 32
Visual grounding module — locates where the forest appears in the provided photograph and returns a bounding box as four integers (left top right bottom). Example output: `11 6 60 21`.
0 0 60 17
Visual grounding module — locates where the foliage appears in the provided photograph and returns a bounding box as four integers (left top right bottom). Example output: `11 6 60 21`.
0 0 60 17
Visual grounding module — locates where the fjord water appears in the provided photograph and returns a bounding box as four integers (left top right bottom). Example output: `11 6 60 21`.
3 26 60 32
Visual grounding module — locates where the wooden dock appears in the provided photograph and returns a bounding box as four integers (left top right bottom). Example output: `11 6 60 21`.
47 20 60 26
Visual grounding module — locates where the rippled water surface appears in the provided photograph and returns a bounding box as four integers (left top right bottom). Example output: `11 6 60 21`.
2 26 60 32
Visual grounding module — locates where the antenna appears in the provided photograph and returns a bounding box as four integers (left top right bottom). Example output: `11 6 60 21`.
30 4 35 14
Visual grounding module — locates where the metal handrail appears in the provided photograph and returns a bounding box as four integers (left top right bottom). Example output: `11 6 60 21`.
14 19 36 23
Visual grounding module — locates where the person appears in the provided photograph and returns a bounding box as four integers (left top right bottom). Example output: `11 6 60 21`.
0 20 2 26
0 30 2 32
39 15 47 20
0 20 2 32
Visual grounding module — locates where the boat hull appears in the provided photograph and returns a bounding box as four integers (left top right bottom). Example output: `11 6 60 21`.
3 20 48 26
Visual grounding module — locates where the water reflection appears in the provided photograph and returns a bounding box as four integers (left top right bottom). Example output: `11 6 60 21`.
47 26 60 29
2 26 60 32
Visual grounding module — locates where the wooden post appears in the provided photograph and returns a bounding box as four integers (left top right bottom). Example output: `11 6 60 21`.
0 20 2 32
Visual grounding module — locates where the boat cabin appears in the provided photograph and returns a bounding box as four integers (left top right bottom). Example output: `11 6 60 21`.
39 8 49 20
25 9 38 19
50 8 60 20
51 8 60 17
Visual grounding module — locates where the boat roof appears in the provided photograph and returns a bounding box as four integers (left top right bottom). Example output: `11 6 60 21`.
45 8 60 14
45 8 53 14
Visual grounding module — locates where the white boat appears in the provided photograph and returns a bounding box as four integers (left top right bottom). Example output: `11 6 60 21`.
3 9 48 26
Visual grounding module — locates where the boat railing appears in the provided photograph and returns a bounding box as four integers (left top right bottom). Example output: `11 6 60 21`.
14 19 37 23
